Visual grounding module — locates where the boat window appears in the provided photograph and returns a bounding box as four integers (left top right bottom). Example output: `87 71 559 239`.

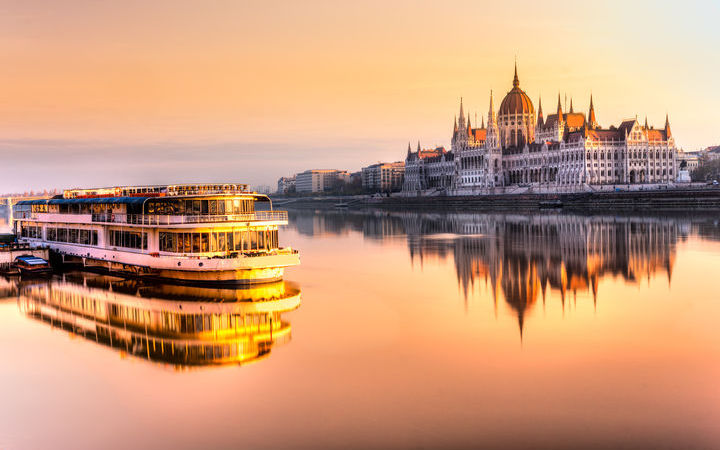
192 234 201 253
109 230 147 250
218 233 226 252
183 233 191 253
210 233 217 252
201 233 209 252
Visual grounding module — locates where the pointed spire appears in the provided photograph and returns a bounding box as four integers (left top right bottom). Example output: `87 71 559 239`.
588 94 597 129
513 61 519 88
467 113 472 132
569 97 574 113
537 95 544 127
665 113 672 138
407 142 411 158
488 90 496 123
481 116 485 129
417 140 421 152
644 116 649 129
458 98 466 132
556 93 564 123
453 115 458 133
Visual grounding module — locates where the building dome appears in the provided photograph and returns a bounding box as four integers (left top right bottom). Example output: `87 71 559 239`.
498 67 534 116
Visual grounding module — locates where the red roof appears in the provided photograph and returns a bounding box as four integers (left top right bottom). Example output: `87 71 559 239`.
417 147 447 159
645 129 668 142
586 129 625 141
541 112 585 129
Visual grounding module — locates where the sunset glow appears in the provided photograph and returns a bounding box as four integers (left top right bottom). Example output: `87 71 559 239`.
1 0 719 191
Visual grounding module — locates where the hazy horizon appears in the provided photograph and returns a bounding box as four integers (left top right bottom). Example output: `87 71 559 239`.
2 0 719 192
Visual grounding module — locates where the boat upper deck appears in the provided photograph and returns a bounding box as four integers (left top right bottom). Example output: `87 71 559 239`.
13 184 287 227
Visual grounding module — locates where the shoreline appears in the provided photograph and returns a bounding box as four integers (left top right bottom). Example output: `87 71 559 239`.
272 187 720 211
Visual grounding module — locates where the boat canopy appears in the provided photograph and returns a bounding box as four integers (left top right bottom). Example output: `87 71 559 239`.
16 197 150 206
17 195 270 208
15 255 49 266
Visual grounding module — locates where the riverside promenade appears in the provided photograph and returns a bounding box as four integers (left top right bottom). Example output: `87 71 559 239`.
272 187 720 212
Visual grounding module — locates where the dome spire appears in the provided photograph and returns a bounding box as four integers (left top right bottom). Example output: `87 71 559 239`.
665 113 672 138
513 61 519 88
569 97 574 113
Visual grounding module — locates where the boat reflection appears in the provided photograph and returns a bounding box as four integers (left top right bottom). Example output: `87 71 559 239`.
15 273 301 368
0 276 18 299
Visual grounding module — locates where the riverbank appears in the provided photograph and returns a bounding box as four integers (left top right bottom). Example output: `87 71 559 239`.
272 187 720 211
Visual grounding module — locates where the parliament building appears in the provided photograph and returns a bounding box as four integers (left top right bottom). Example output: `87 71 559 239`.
403 65 678 194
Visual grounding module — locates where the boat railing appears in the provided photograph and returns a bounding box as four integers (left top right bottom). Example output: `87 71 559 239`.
91 211 288 225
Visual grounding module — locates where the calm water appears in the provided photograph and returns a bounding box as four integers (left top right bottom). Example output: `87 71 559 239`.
2 209 720 449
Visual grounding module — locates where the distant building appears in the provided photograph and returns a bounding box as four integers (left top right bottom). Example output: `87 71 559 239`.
403 143 454 192
704 146 720 161
349 171 362 185
677 151 703 171
276 176 296 194
404 64 680 194
295 169 350 193
361 162 405 192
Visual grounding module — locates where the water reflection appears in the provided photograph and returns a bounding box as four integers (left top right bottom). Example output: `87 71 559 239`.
288 209 715 337
10 273 301 368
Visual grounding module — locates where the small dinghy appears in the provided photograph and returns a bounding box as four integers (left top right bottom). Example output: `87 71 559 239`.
14 255 52 276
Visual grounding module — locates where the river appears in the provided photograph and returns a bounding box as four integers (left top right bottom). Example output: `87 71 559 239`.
1 208 719 449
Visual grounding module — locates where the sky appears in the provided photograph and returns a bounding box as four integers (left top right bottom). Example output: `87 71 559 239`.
1 0 719 192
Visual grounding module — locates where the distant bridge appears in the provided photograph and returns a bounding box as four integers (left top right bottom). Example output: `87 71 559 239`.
0 196 51 227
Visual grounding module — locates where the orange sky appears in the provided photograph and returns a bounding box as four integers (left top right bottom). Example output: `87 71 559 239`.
1 0 718 191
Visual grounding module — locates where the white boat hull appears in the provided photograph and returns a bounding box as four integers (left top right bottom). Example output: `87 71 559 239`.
24 239 300 284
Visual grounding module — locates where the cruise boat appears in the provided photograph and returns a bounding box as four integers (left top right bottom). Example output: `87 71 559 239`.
12 184 299 284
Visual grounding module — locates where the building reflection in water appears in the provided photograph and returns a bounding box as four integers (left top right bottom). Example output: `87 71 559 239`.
289 209 701 337
14 273 301 368
408 214 679 337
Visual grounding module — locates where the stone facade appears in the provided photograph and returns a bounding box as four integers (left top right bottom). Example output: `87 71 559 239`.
402 143 454 192
402 65 679 195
